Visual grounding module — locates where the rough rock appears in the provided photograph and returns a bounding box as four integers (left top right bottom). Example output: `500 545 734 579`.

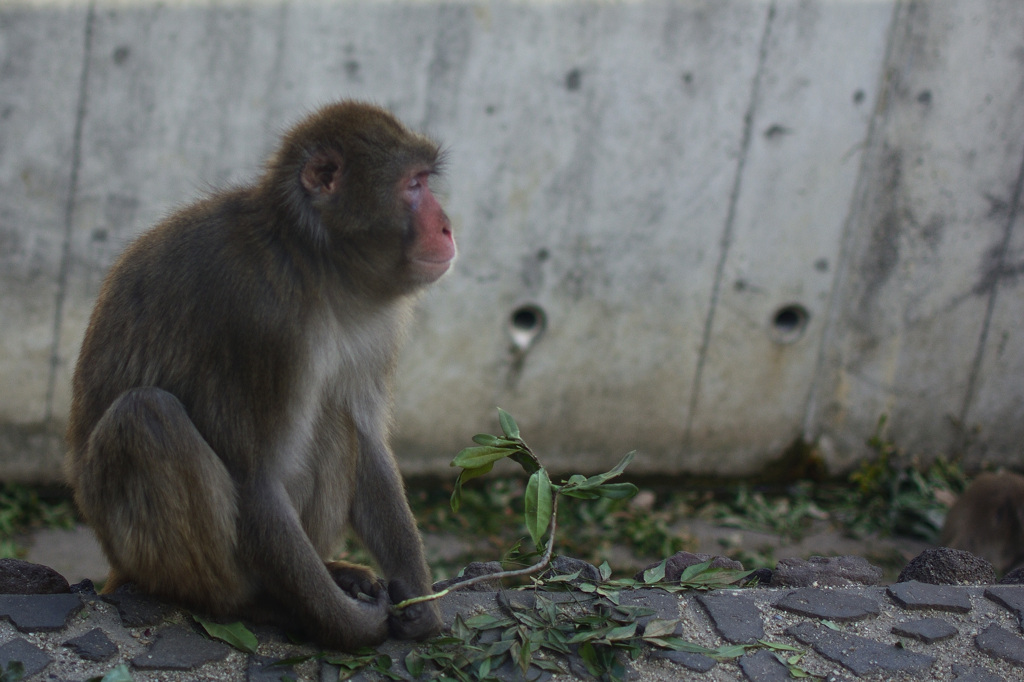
131 625 231 670
887 580 972 612
897 548 997 585
974 623 1024 665
787 621 935 675
540 556 602 585
738 649 792 682
891 617 958 643
432 561 504 592
770 555 882 587
0 558 70 595
1000 566 1024 585
773 587 880 621
0 594 83 631
635 551 743 582
63 628 118 661
0 637 53 678
694 591 764 643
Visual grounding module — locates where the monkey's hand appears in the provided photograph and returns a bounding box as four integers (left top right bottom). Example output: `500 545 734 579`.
326 560 384 602
387 577 443 641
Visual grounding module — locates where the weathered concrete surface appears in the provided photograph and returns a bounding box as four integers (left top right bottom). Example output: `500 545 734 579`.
1 0 1022 479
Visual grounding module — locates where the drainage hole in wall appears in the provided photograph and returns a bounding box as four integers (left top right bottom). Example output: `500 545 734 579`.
770 304 809 344
509 304 546 352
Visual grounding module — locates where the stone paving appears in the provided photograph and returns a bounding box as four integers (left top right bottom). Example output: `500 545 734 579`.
0 552 1022 681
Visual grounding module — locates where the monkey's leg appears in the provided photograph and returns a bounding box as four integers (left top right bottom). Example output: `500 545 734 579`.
73 387 247 611
351 433 442 641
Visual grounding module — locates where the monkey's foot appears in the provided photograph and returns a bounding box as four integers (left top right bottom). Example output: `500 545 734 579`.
325 560 383 601
386 577 443 641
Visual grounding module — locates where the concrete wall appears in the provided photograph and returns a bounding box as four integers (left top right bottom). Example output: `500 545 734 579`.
0 0 1021 480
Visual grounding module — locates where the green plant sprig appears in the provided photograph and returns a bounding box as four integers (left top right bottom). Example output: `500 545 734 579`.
451 408 637 552
394 408 638 611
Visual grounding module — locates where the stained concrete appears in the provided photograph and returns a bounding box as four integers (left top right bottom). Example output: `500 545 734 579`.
1 0 1022 478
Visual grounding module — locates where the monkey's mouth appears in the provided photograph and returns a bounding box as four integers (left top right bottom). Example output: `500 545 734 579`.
412 257 454 280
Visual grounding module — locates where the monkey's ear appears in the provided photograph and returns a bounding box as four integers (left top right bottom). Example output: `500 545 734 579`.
300 150 345 197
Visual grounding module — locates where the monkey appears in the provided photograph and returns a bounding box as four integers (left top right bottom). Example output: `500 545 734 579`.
64 101 454 651
940 471 1024 575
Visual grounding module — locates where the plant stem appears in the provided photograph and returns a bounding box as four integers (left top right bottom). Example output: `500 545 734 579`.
393 495 560 611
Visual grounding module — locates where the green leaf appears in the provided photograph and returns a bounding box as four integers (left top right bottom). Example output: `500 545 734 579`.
599 561 612 581
607 450 636 476
451 446 510 469
509 450 541 474
642 619 679 639
524 469 553 551
679 567 754 588
471 433 517 447
594 482 640 500
449 461 496 511
193 615 258 654
721 644 756 658
97 666 132 682
677 559 713 582
603 622 638 641
463 613 509 629
497 408 520 439
758 640 803 652
559 488 603 500
401 647 421 675
642 559 667 584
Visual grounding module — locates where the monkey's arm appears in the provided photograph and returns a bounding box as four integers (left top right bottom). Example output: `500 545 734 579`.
239 478 391 649
350 432 442 640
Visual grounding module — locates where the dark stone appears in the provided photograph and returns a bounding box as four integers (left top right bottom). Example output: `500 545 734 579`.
635 551 743 582
64 627 118 661
975 623 1024 665
1001 566 1024 584
891 617 958 643
618 589 683 628
887 580 972 612
770 555 882 587
951 663 1007 681
695 591 765 643
70 579 97 595
103 587 173 627
432 561 504 592
738 649 792 682
898 548 997 585
131 625 230 670
249 654 296 682
540 556 602 585
773 587 880 621
0 593 83 631
0 558 70 594
985 585 1024 621
0 637 53 678
786 621 935 675
650 649 716 672
747 568 773 586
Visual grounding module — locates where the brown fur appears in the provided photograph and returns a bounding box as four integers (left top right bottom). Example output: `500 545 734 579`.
65 101 454 650
941 471 1024 575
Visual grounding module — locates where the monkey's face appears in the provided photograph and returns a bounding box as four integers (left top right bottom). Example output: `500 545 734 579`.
400 169 456 285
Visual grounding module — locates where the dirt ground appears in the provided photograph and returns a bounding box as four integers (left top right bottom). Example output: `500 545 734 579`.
22 514 935 587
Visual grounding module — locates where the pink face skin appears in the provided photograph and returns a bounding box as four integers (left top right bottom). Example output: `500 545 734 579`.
403 170 456 283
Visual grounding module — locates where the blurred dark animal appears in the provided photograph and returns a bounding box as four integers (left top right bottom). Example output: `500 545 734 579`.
941 471 1024 575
